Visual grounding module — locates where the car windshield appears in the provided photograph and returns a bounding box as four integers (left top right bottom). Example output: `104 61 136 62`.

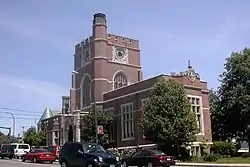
1 145 9 149
85 143 106 153
150 150 165 155
11 145 17 149
33 149 49 153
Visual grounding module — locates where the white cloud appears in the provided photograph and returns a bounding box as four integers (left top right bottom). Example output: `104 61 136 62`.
0 74 68 109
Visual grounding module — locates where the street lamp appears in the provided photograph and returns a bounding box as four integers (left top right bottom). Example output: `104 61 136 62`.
0 111 15 137
72 70 98 143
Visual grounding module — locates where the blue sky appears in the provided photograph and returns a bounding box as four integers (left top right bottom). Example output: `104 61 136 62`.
0 0 250 136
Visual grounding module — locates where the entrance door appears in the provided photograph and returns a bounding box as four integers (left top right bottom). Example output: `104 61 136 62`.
68 125 73 141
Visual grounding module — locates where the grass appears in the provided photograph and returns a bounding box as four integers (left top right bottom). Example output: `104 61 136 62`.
188 157 250 164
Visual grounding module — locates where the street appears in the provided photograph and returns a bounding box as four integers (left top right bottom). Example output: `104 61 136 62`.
0 158 59 167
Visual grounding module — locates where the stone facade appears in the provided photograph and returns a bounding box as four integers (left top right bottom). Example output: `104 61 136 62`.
69 13 212 157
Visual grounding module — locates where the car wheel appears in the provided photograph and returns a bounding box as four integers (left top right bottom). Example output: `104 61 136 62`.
61 161 67 167
49 161 53 163
1 157 4 159
9 156 13 159
21 156 25 162
147 162 153 167
122 161 127 167
33 157 37 163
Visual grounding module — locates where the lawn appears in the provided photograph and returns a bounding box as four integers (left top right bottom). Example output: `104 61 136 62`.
189 157 250 164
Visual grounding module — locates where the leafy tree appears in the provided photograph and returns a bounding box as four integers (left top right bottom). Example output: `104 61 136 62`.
0 131 18 144
209 89 226 141
23 126 46 146
81 109 112 148
140 78 197 155
218 47 250 144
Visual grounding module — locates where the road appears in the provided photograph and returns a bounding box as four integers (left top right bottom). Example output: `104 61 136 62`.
0 158 59 167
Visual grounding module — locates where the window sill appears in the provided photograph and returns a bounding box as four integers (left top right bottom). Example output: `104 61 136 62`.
121 137 135 141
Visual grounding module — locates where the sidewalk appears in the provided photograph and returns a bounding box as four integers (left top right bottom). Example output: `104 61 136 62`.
176 162 250 167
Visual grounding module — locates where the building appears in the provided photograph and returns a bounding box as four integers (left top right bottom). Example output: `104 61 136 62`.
38 96 73 146
67 13 212 157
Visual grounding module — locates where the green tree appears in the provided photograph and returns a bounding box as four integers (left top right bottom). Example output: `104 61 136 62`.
218 47 250 144
0 131 18 144
140 78 197 155
23 126 46 146
209 89 226 141
81 109 112 148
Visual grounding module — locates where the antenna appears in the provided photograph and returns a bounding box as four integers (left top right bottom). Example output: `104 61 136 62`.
188 60 192 69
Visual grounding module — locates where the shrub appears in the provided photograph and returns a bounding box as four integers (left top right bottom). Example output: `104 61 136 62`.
202 154 219 162
106 148 120 157
241 152 250 158
211 141 236 157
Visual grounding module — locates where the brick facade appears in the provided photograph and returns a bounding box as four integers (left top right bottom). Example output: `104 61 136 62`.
70 13 212 156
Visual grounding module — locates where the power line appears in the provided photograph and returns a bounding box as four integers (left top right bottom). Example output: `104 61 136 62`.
0 116 39 120
0 107 41 114
0 112 41 117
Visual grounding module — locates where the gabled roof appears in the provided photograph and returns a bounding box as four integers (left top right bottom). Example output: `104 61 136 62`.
37 107 53 125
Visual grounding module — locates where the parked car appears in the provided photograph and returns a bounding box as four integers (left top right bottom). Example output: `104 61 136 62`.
21 148 56 163
47 145 61 160
59 141 120 167
0 144 14 159
11 143 30 158
120 149 175 167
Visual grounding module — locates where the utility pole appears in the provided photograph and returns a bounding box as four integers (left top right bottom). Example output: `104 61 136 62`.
20 126 26 138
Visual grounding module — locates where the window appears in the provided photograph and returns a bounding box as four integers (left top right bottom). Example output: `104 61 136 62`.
18 145 29 149
81 75 91 108
103 107 115 141
187 96 203 134
132 151 142 157
142 150 151 156
113 72 128 90
121 103 134 140
103 107 114 116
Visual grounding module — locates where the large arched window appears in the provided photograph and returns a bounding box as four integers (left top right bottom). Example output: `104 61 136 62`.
113 72 128 90
81 75 91 108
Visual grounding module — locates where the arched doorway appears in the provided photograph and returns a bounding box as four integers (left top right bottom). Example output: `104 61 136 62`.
68 125 73 141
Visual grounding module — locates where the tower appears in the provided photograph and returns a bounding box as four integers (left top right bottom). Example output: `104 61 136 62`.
71 13 142 111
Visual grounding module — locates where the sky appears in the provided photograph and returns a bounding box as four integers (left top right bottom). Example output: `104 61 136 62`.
0 0 250 136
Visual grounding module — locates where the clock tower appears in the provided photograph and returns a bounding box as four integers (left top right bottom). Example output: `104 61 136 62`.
70 13 142 111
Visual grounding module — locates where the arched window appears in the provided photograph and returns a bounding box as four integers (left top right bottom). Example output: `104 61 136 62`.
113 72 128 90
81 75 91 108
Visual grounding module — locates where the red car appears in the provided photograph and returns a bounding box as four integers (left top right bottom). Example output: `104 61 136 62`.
47 145 61 160
21 149 56 163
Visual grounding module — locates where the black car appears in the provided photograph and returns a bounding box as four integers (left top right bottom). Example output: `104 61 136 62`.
121 149 175 167
59 142 120 167
0 144 14 159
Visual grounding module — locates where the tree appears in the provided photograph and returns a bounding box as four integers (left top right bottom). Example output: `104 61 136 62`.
218 47 250 145
209 89 226 141
81 109 112 148
23 126 46 146
0 131 18 144
140 78 197 155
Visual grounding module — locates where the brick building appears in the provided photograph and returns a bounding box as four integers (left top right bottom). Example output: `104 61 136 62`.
69 13 212 156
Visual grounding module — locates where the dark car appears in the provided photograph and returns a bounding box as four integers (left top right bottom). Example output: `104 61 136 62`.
121 149 175 167
21 149 56 163
59 142 120 167
0 144 14 159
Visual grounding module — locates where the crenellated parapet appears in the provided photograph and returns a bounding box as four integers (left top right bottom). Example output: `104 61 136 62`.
107 33 139 49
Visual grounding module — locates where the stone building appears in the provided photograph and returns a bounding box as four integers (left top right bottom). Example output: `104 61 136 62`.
68 13 212 156
38 96 73 146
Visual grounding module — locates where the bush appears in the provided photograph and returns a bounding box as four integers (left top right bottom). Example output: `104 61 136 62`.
241 152 250 158
211 141 236 157
202 154 219 162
